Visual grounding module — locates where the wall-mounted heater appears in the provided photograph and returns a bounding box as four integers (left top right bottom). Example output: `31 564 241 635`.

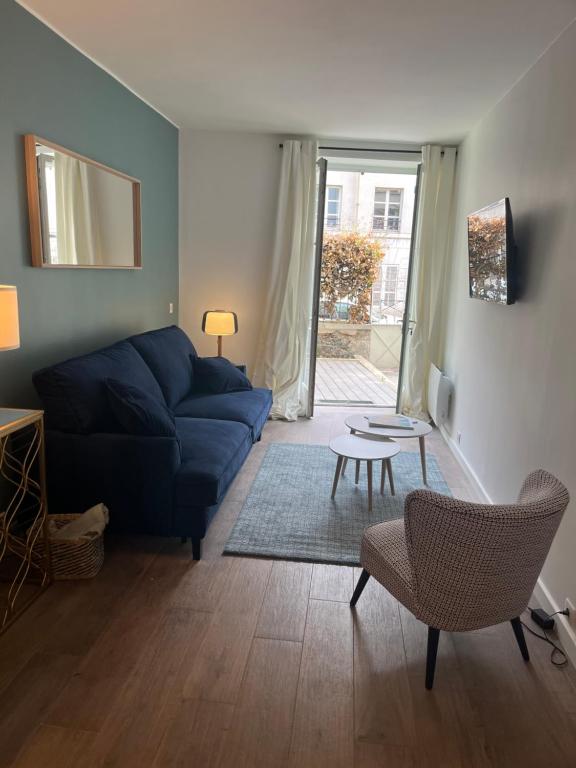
428 364 452 426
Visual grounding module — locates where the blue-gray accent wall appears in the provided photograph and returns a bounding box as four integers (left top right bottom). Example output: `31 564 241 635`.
0 0 179 406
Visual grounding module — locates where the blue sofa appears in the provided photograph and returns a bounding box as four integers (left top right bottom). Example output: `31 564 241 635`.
32 326 272 559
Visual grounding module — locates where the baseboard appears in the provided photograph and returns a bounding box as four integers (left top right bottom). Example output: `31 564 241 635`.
438 424 492 503
533 578 576 669
439 424 576 668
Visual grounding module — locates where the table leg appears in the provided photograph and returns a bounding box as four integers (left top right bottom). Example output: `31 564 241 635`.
419 435 428 485
367 460 373 512
387 458 395 496
355 460 360 485
343 429 355 476
380 460 385 495
331 455 344 499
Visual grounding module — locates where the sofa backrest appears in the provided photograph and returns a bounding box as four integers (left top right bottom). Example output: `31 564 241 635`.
128 325 197 408
33 340 166 433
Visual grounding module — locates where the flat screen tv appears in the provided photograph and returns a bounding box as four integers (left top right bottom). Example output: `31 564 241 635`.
467 197 515 305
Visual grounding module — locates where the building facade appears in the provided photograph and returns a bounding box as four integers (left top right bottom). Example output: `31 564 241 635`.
324 170 416 324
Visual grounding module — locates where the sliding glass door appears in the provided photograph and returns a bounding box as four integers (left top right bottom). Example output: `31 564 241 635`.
308 153 420 413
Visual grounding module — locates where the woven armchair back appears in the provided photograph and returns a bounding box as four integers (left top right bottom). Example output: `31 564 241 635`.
404 470 569 632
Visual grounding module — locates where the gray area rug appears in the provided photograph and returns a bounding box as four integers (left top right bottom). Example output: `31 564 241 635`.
224 443 451 566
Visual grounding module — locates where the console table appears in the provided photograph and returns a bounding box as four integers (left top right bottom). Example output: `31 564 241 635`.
0 409 51 633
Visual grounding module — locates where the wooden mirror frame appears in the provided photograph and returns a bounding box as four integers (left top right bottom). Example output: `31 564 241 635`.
24 134 142 269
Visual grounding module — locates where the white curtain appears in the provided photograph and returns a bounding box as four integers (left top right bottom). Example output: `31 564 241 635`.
54 154 101 265
400 145 457 420
254 139 318 420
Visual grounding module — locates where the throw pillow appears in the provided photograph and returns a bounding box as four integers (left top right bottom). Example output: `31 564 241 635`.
105 379 177 437
192 356 253 394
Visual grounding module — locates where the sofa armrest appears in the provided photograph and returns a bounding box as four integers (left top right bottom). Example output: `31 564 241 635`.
235 364 247 375
45 430 181 536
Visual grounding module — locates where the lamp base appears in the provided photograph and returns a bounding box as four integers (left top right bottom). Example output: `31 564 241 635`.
217 336 222 357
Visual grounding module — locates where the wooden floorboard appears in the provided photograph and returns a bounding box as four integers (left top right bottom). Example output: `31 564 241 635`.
1 409 575 768
315 358 396 406
256 561 313 643
217 637 302 767
289 599 354 768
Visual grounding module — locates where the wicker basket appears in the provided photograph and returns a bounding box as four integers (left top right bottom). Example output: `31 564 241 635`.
43 514 105 580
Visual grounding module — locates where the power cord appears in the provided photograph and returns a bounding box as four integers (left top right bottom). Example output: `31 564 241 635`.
522 607 568 667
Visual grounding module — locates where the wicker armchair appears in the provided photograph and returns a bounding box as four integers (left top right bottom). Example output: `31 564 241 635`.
350 470 569 689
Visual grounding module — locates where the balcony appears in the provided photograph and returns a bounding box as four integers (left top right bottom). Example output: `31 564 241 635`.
314 322 402 406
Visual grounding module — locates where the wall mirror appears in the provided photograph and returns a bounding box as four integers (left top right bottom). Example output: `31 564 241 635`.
24 135 141 269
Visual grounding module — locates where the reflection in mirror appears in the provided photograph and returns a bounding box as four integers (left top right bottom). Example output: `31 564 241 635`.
25 136 141 268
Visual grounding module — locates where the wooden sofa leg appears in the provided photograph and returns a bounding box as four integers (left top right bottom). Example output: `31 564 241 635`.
510 617 530 661
350 569 370 607
191 537 201 560
425 627 440 690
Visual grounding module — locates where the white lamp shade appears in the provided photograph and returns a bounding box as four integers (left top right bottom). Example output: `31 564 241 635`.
0 286 20 351
202 310 238 337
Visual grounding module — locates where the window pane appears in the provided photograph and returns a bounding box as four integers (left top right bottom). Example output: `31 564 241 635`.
326 215 339 228
386 265 399 279
388 204 400 217
327 201 339 215
374 189 387 202
373 204 386 216
373 217 385 230
327 187 340 201
389 190 401 203
387 218 400 231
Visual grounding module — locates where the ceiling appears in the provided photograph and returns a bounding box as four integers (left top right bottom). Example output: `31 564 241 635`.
18 0 576 143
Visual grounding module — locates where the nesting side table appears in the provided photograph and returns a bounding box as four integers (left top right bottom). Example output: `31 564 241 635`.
0 409 51 633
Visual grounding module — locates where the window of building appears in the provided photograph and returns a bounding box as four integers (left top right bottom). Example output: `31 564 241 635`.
382 264 399 307
325 186 342 229
373 188 402 231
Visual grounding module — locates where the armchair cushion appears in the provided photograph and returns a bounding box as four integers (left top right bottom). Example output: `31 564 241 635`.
192 356 252 395
361 519 416 614
105 379 177 438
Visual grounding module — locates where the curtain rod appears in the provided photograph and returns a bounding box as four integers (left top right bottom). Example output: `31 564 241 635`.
278 144 456 156
278 143 421 154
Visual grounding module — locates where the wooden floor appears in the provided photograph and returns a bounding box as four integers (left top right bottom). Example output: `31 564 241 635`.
1 409 576 767
315 358 397 406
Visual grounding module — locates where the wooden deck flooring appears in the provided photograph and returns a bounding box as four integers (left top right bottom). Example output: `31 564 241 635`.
1 409 576 767
315 358 397 406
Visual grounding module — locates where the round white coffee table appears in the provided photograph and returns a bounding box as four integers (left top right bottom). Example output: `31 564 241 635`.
329 434 400 512
344 414 432 485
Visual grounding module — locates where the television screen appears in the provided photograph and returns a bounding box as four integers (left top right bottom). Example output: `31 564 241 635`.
467 198 515 304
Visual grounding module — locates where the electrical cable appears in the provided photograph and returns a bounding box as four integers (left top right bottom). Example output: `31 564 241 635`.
522 609 568 667
527 606 569 619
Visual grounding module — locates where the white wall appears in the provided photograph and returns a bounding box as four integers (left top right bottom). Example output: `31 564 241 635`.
443 20 576 635
179 129 281 373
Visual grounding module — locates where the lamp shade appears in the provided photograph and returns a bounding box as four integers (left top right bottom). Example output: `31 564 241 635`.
0 286 20 351
202 310 238 337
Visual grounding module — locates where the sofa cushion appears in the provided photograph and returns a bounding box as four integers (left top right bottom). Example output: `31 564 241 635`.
128 326 197 408
175 417 252 507
105 379 177 438
193 356 252 394
174 387 272 439
33 341 165 433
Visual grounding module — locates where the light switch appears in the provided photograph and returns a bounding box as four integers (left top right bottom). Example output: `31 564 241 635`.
169 303 174 315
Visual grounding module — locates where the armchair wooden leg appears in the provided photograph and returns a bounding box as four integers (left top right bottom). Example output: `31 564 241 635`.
350 569 370 607
425 627 440 690
510 617 530 661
